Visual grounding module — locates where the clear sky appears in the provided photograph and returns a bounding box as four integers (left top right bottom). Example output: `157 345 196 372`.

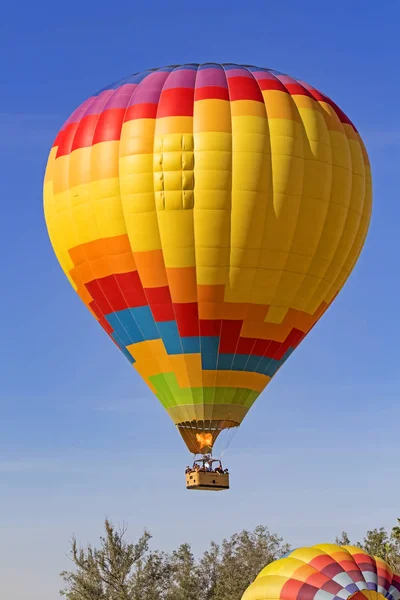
1 1 399 598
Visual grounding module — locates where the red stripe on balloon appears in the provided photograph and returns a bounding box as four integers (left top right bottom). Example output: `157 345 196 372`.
219 320 243 353
145 286 175 322
55 122 80 156
70 114 99 152
256 78 288 93
124 103 158 121
150 303 176 322
227 77 264 102
86 272 147 314
285 83 313 97
157 87 195 117
194 86 230 101
199 319 222 336
92 108 125 144
145 286 172 304
174 302 199 336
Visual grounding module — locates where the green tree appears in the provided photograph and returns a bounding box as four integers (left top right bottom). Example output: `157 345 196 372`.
130 549 173 600
198 541 220 600
61 520 152 600
392 519 400 541
360 527 392 560
357 523 400 573
165 543 202 600
62 517 400 600
335 532 352 546
211 525 290 600
61 522 289 600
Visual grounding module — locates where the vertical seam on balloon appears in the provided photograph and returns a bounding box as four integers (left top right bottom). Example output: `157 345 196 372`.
266 75 312 312
237 70 290 387
238 65 296 406
80 86 148 357
174 64 201 431
199 62 233 447
249 73 310 382
241 72 304 385
62 89 141 364
85 75 169 374
191 63 205 433
345 138 372 270
117 68 180 408
217 67 300 409
312 108 364 307
217 64 268 412
216 63 239 415
209 63 236 439
218 64 275 411
319 128 369 307
301 89 353 314
121 66 191 421
336 136 371 287
292 84 335 314
152 65 196 432
44 140 73 286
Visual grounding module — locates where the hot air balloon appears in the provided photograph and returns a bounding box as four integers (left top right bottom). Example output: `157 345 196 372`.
43 63 372 490
242 544 400 600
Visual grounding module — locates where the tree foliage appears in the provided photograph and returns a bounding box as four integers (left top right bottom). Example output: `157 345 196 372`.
61 518 400 600
334 520 400 573
61 523 288 600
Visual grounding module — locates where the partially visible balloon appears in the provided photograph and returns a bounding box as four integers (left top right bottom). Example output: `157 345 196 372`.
44 64 372 455
242 544 400 600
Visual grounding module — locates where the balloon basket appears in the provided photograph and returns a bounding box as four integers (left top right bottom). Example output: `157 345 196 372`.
186 470 229 491
185 457 230 491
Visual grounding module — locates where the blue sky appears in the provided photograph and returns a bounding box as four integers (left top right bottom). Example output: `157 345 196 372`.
1 1 400 598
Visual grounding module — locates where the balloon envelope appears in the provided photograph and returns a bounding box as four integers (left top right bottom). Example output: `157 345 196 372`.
44 63 372 454
242 544 400 600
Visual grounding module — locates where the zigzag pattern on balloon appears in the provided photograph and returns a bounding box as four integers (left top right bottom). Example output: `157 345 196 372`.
242 544 400 600
44 63 372 452
67 232 330 394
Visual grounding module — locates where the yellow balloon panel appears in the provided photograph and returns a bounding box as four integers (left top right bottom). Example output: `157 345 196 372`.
44 64 371 453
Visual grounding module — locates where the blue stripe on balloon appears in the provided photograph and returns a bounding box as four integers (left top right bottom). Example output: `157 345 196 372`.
130 306 159 339
181 336 201 354
157 321 182 354
200 336 220 369
106 311 144 346
204 348 295 375
106 307 159 347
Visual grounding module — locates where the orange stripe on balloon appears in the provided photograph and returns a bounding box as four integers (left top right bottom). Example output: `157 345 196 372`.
198 302 224 320
133 249 168 287
197 284 225 303
68 235 137 284
69 234 133 266
202 370 270 392
165 267 197 302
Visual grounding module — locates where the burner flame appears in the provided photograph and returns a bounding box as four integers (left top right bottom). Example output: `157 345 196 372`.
195 432 213 449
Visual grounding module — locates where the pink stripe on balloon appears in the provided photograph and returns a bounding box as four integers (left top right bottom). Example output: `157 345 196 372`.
128 71 170 106
196 68 228 88
275 74 298 85
102 84 138 110
251 71 277 80
162 69 197 89
63 97 95 127
83 90 115 116
225 68 253 78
